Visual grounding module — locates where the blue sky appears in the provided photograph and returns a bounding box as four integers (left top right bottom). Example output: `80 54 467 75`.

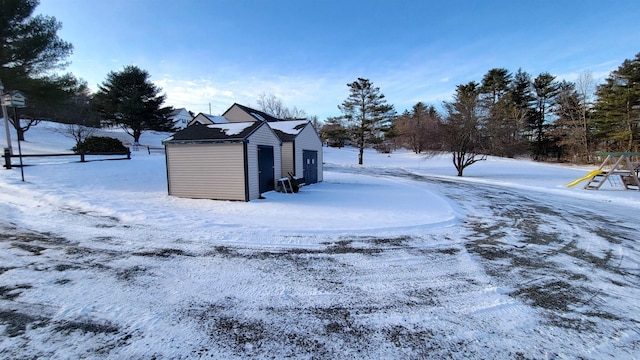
37 0 640 120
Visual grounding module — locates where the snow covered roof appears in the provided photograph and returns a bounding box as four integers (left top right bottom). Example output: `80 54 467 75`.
163 121 264 144
208 122 255 136
268 120 309 142
203 114 228 124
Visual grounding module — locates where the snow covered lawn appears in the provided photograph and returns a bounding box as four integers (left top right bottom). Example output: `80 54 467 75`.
1 121 639 358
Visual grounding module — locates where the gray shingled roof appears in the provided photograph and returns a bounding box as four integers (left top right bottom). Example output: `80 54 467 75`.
163 121 264 144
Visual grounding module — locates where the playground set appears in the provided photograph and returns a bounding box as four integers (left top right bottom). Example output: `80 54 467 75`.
567 152 640 191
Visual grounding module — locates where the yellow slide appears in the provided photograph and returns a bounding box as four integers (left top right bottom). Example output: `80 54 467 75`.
566 169 604 188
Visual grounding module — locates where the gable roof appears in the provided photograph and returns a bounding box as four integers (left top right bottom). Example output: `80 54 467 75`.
268 120 309 142
189 113 229 125
163 121 266 144
169 108 190 117
223 103 283 123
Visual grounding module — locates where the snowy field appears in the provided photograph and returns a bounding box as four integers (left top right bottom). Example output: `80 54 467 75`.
1 121 639 359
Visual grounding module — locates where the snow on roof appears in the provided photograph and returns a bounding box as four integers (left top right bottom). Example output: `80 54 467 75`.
250 112 266 121
207 122 255 136
204 114 228 123
268 120 308 135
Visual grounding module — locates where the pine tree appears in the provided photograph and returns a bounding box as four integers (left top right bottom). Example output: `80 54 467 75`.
338 78 395 164
480 68 525 157
531 72 560 160
510 68 535 112
0 0 74 140
93 66 175 143
0 0 73 81
320 116 349 147
592 53 640 152
480 68 512 104
552 81 583 161
441 81 487 176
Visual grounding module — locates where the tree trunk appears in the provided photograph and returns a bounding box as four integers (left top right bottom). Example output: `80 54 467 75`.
358 147 363 165
133 129 142 144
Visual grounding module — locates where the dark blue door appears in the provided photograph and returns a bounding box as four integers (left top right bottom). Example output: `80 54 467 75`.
258 145 274 193
303 150 318 184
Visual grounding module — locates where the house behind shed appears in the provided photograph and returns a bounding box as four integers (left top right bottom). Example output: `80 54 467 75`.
163 121 282 201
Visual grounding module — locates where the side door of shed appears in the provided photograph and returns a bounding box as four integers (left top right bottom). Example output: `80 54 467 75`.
258 145 275 193
302 150 318 184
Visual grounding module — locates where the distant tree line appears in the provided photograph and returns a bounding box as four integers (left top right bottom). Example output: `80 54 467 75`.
322 53 640 174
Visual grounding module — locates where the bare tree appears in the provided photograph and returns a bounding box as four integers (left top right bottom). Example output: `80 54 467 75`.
256 93 306 119
395 102 440 154
575 71 594 162
52 123 96 150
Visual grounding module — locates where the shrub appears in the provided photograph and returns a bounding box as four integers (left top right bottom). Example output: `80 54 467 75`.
72 136 127 154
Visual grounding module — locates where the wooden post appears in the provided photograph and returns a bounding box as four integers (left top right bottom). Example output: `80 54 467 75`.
3 148 11 169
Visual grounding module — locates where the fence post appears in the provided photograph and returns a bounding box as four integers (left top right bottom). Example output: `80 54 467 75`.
3 148 11 169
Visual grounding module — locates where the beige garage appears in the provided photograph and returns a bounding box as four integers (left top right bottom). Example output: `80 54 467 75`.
163 121 282 201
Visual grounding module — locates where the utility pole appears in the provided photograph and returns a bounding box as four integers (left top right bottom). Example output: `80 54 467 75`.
0 78 13 155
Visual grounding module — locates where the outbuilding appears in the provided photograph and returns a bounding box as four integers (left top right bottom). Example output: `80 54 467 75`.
269 120 323 184
163 121 282 201
219 103 323 184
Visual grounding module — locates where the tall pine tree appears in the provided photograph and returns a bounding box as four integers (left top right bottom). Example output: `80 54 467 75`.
531 72 560 160
480 68 524 156
338 78 395 165
552 80 583 161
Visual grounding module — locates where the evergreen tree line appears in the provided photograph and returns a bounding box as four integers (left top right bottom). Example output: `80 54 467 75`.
323 53 640 170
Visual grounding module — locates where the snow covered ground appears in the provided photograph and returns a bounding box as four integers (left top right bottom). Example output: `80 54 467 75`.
0 120 639 359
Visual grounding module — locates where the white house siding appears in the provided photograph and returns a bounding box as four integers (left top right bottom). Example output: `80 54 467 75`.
246 125 282 200
280 142 294 177
295 125 323 182
170 108 193 129
166 143 247 201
